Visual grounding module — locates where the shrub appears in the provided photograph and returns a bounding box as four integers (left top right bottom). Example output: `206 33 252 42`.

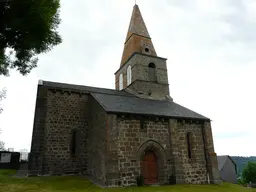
169 175 176 185
242 161 256 183
136 175 144 186
237 178 245 185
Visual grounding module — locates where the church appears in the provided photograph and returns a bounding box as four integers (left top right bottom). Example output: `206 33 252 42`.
29 4 220 186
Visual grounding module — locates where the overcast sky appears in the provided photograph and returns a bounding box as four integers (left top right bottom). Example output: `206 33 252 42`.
0 0 255 156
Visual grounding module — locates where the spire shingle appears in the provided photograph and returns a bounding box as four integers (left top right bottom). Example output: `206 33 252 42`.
120 5 157 66
125 5 150 41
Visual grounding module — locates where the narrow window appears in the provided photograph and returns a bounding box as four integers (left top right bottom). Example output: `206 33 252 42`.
119 73 123 90
71 131 77 156
148 63 156 81
127 65 132 86
140 119 144 129
187 132 192 159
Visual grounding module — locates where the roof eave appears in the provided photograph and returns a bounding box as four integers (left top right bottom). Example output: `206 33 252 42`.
106 111 210 121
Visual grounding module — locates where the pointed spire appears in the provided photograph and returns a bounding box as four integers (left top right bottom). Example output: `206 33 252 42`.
125 4 150 41
120 5 157 66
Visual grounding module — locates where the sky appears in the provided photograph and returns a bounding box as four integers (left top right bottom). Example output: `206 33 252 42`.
0 0 255 156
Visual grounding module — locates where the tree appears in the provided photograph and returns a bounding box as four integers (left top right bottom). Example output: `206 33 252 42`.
0 128 4 151
0 88 6 114
231 156 256 177
0 89 6 151
0 0 62 76
242 161 256 183
0 140 5 151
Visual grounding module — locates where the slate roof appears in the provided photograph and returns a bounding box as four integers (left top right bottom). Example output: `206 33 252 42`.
40 80 209 120
217 156 228 171
91 93 210 120
40 80 134 97
217 155 237 172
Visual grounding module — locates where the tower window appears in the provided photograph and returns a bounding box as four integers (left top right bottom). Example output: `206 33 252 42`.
127 65 132 86
119 73 123 90
148 63 156 68
145 48 149 53
71 130 77 156
187 132 192 159
148 63 156 81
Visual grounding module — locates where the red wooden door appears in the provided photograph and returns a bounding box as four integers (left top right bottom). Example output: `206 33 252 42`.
142 151 158 184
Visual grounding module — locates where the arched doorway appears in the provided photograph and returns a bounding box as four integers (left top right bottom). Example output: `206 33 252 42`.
141 151 158 184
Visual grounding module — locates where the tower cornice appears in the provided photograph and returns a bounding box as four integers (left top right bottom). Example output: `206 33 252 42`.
115 52 167 75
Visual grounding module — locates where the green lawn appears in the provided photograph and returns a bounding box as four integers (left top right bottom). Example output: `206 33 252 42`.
0 170 255 192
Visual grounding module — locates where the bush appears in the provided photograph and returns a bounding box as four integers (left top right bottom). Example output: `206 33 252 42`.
169 175 176 185
237 178 245 185
242 161 256 183
136 175 144 186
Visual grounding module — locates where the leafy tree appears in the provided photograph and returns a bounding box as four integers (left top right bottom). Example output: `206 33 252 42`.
0 89 6 151
0 0 62 76
242 161 256 183
237 178 245 185
231 156 256 177
0 88 6 114
0 140 5 151
0 128 4 151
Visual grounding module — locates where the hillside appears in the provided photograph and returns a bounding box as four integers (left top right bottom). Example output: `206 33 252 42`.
231 156 256 177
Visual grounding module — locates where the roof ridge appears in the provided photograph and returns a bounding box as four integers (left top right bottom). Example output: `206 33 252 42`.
91 92 169 102
41 80 118 92
40 80 135 97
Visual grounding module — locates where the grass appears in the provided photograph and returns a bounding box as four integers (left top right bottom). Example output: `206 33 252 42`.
0 170 255 192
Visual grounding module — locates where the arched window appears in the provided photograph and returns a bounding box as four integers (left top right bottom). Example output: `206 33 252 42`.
119 73 123 90
148 63 156 81
127 65 132 86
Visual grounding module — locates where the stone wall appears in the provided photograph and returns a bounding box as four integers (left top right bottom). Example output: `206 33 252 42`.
42 89 88 175
105 114 120 186
29 85 219 186
203 122 221 184
128 80 170 100
170 119 209 184
116 116 172 186
115 53 169 98
29 85 48 175
132 54 168 84
104 116 215 186
87 95 108 183
115 55 137 90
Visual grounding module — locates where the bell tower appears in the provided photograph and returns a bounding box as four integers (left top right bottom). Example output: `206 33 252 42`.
115 4 170 100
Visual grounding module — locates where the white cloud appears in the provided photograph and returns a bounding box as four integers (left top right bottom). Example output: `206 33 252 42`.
0 0 255 156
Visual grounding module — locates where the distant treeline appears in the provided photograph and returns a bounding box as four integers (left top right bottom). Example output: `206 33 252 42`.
231 156 256 177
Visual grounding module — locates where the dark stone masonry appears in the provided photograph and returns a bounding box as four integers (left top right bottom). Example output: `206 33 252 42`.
29 4 221 187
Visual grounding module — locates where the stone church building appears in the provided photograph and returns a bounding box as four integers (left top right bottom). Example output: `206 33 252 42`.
29 4 220 186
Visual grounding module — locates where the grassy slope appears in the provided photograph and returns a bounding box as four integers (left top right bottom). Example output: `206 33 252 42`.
0 170 255 192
